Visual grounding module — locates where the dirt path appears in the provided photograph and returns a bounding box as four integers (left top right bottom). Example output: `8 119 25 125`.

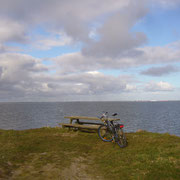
61 156 95 180
10 153 103 180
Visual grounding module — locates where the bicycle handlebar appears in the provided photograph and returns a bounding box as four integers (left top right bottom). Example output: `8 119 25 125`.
100 112 118 120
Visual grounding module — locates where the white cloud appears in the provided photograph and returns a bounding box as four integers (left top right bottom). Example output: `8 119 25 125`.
52 52 94 74
0 18 28 54
0 53 49 99
32 32 72 50
125 84 137 91
145 81 174 92
0 0 179 101
152 0 180 8
0 0 131 42
0 52 139 100
139 43 180 64
0 43 22 53
83 0 147 58
51 40 180 75
0 18 27 43
52 72 136 95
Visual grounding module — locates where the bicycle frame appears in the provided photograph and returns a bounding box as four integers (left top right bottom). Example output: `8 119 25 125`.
98 112 127 147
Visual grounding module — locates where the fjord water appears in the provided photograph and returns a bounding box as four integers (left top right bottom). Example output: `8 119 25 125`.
0 101 180 136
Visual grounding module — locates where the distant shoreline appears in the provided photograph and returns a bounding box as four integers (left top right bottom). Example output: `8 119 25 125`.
0 100 180 103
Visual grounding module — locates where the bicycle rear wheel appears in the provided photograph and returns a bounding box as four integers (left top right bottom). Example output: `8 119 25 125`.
98 125 113 142
115 128 127 148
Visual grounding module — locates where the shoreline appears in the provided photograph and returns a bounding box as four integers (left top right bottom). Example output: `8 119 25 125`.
1 127 180 137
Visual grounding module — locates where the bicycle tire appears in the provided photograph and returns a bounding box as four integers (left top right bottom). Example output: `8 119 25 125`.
98 125 113 142
115 128 128 148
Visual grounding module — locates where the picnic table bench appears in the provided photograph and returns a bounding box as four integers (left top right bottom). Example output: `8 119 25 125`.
59 116 120 131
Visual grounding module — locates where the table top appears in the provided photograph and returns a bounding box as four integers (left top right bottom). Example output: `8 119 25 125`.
64 116 120 121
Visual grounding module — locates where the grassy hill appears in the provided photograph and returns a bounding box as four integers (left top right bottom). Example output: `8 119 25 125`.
0 127 180 179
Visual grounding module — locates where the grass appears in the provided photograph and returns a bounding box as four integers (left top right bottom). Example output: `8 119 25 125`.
0 127 180 179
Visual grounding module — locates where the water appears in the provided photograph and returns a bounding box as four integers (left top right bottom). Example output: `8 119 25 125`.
0 101 180 136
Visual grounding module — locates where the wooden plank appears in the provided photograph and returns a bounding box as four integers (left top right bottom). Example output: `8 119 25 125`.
59 123 101 130
77 121 103 125
64 116 100 120
64 116 120 121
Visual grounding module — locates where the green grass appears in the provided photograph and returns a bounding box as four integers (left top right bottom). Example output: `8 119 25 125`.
0 128 179 179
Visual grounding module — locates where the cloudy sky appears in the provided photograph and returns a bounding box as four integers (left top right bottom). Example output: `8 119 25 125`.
0 0 180 102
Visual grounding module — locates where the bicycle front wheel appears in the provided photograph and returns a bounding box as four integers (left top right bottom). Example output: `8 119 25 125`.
98 125 113 142
115 128 127 148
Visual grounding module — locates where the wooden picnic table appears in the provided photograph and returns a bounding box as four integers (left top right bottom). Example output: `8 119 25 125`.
59 116 120 131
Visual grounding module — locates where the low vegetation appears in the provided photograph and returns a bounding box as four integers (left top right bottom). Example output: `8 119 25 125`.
0 127 180 179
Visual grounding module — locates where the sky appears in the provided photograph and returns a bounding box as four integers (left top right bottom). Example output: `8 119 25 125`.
0 0 180 102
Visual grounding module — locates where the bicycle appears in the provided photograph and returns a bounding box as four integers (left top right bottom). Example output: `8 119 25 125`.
98 112 128 148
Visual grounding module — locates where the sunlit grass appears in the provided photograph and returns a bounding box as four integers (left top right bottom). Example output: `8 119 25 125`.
0 128 179 179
